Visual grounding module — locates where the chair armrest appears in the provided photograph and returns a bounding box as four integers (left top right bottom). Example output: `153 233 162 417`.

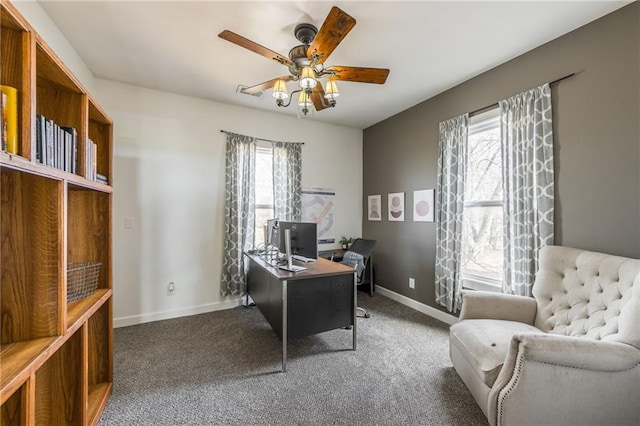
487 332 640 426
458 290 537 324
513 332 640 371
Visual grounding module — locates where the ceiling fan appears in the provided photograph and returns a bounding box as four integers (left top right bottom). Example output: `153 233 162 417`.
218 6 390 116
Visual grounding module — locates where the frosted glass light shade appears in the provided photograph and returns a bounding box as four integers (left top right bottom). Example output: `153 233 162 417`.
272 79 289 100
324 80 340 100
298 90 312 107
299 67 317 90
298 90 313 116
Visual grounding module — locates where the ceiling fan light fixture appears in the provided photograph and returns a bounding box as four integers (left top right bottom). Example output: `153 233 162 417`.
272 79 289 100
298 90 313 116
299 66 317 90
220 7 389 118
324 80 340 100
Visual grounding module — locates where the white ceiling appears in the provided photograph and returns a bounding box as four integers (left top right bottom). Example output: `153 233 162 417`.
38 0 630 129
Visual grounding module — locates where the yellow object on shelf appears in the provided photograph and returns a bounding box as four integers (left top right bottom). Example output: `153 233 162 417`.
0 85 18 154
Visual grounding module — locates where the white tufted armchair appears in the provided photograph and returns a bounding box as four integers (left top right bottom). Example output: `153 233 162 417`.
449 246 640 426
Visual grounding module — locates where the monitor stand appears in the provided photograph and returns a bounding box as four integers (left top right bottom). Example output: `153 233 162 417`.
278 228 306 272
279 263 306 273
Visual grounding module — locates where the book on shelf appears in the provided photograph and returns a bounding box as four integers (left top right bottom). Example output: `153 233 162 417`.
2 91 7 152
35 113 78 174
0 85 18 154
86 138 97 181
45 117 54 167
62 126 78 174
96 173 108 185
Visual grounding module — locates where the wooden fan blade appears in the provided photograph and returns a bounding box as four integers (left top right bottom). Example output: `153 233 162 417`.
325 66 390 84
306 7 356 63
310 85 329 111
241 76 293 95
219 30 293 67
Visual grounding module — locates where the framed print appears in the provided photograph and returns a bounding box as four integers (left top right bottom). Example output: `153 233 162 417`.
388 192 405 221
368 195 382 221
413 189 434 222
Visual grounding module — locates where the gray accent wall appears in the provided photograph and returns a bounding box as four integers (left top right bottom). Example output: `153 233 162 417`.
363 3 639 313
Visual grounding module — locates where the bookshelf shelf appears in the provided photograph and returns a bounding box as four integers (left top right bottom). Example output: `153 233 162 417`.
67 289 112 332
88 383 112 426
0 337 59 405
0 0 113 423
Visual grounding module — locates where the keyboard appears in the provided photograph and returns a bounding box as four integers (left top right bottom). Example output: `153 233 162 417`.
291 255 316 263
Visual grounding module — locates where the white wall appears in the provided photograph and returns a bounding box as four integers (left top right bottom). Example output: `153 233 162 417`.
14 0 96 93
13 0 364 328
94 79 363 327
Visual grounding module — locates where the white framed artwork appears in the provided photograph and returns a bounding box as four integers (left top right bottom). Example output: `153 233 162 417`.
413 189 435 222
388 192 405 221
367 195 382 221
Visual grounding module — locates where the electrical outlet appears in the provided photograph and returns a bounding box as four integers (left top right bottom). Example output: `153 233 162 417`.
409 278 415 289
167 281 176 296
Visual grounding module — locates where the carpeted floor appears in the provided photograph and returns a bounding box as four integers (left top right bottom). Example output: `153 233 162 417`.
99 293 487 425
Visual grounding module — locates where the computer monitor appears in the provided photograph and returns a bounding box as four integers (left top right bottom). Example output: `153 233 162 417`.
278 221 317 259
265 218 279 247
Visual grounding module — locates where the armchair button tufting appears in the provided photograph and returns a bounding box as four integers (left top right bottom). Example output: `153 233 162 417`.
491 343 496 347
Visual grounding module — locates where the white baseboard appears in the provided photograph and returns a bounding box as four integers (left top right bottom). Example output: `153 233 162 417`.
114 289 457 328
374 286 458 325
113 298 244 328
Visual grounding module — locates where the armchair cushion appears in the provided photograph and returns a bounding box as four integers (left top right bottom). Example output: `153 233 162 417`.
450 319 541 387
459 290 537 324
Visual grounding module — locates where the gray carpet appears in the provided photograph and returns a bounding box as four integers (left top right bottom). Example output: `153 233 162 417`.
99 294 487 425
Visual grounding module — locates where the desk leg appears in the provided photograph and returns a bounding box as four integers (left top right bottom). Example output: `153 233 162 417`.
353 272 357 351
282 280 288 372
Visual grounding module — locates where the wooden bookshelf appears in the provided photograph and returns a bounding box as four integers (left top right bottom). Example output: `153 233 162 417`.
0 0 113 424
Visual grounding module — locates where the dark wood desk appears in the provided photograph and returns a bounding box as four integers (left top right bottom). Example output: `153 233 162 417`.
244 253 356 372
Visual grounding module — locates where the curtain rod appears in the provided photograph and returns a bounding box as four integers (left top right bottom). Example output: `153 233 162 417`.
469 72 576 117
219 130 305 145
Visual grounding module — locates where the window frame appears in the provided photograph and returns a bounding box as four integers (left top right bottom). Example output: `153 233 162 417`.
254 144 275 249
461 108 503 292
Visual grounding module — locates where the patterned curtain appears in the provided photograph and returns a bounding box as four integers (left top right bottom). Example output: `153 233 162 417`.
499 84 554 297
273 141 302 221
435 114 469 313
221 132 256 296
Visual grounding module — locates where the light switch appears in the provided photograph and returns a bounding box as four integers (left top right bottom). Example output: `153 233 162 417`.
124 217 134 229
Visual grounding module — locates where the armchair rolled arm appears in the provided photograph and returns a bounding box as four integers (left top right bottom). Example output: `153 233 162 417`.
459 290 537 324
487 332 640 426
513 332 640 371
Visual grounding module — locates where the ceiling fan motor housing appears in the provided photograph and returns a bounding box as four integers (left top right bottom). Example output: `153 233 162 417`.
294 23 317 44
289 45 310 68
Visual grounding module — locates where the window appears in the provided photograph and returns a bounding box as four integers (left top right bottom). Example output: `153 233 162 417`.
254 145 274 249
461 109 503 290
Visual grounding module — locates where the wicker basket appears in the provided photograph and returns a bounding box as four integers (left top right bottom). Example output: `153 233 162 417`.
67 262 101 302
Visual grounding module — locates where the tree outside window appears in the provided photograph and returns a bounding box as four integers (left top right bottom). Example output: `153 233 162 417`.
461 111 503 288
254 146 274 248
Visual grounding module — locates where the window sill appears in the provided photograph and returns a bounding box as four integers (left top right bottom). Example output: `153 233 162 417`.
461 275 502 293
